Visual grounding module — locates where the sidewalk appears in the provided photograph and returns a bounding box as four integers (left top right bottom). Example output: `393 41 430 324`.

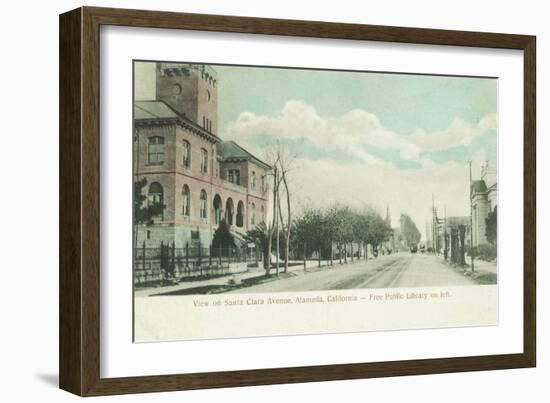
134 257 368 297
469 258 498 274
436 254 498 285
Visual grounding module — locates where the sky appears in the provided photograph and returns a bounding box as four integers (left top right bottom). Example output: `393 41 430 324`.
135 62 497 239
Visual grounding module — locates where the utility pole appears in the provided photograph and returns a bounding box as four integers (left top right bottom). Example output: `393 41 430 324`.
444 205 448 261
425 219 430 251
275 168 280 275
469 161 475 272
432 193 436 254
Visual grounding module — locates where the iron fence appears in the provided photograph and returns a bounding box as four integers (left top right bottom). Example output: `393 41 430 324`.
134 241 261 285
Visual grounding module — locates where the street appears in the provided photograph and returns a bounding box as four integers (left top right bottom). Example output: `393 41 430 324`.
227 252 475 294
136 252 479 298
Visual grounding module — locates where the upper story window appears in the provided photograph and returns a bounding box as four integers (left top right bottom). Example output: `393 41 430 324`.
182 140 191 168
148 136 164 165
251 171 256 190
200 190 208 219
200 148 208 174
228 169 240 185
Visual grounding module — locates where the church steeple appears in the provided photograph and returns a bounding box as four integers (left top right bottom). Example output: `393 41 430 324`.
385 203 391 226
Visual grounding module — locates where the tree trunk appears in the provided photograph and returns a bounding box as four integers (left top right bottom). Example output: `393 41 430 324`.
281 171 292 273
344 243 347 264
276 184 286 272
267 168 278 276
275 170 280 275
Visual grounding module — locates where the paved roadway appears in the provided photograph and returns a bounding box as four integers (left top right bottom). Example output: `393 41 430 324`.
228 252 474 294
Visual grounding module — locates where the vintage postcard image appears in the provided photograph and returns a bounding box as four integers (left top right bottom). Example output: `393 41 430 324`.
132 61 498 342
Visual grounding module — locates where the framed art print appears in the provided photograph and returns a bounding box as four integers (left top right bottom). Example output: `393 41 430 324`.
59 6 536 396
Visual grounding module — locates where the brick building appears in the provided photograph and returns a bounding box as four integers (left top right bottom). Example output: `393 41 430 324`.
134 63 271 249
471 161 497 246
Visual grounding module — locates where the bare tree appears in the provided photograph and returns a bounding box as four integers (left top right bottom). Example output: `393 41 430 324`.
265 154 280 276
265 143 297 274
280 169 293 272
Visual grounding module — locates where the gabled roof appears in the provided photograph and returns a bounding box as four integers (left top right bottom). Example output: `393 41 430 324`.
217 141 271 170
134 100 221 143
471 180 487 194
134 100 179 120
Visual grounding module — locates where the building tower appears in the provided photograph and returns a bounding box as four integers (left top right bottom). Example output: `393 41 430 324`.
155 63 218 134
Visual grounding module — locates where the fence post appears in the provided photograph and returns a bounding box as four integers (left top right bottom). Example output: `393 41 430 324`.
198 241 202 276
170 241 175 278
318 248 321 268
228 246 231 265
185 241 189 273
219 244 222 266
160 241 165 281
351 243 354 263
142 240 146 272
209 243 212 268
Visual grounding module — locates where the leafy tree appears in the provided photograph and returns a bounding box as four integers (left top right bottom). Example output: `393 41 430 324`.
485 206 497 245
399 213 421 246
212 219 235 254
292 205 392 262
133 177 166 274
133 177 165 226
292 208 327 259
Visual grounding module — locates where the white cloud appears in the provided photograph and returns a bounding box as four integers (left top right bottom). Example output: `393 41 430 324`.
409 113 497 153
224 100 496 164
223 100 495 239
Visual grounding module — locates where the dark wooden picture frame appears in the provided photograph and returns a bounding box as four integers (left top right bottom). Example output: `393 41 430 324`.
59 6 536 396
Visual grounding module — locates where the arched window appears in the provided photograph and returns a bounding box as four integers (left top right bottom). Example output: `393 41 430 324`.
148 182 163 204
200 148 208 173
148 136 164 165
213 194 222 225
251 171 256 190
251 203 256 226
236 201 245 228
225 198 234 225
182 185 190 216
148 182 164 221
200 190 208 219
182 140 191 168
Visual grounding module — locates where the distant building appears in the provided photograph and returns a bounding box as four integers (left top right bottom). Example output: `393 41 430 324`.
134 63 271 248
471 161 497 246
